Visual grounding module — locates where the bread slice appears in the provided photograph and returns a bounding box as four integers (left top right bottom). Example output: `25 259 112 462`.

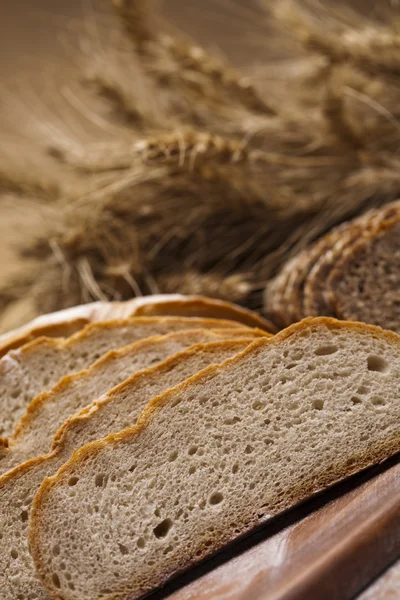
327 212 400 332
0 294 275 357
31 318 400 600
302 204 399 318
0 339 251 600
0 316 247 438
1 329 265 473
302 222 362 317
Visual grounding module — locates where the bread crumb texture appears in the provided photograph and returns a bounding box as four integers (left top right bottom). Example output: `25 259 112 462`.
30 319 400 600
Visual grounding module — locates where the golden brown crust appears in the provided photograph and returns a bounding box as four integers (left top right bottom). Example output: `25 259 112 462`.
129 295 276 332
1 316 248 366
0 319 89 359
30 316 400 600
0 295 275 358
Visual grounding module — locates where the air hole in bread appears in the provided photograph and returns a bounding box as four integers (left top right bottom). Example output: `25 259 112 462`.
189 466 196 475
137 537 145 549
188 446 198 456
312 399 324 410
118 543 129 555
149 356 162 364
52 545 60 557
224 416 241 425
153 518 173 539
168 451 178 462
314 345 339 356
68 476 79 486
367 355 389 373
232 463 239 474
371 397 386 406
11 387 21 399
351 396 362 405
95 474 108 488
11 549 18 559
209 492 224 505
52 573 61 589
245 445 254 454
357 385 370 395
20 510 28 522
252 401 265 411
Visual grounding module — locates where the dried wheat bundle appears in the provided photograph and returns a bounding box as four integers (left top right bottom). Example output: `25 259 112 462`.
1 0 400 325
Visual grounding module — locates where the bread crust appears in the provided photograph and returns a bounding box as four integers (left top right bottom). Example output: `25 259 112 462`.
0 295 275 357
29 317 400 600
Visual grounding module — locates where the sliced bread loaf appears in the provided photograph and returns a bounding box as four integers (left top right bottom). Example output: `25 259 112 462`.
1 329 264 473
31 318 400 600
0 339 251 600
0 316 246 438
0 294 275 357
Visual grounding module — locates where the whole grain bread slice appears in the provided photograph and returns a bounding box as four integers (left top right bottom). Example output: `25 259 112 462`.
31 318 400 600
327 212 400 332
0 294 275 357
1 329 265 473
302 203 400 318
0 339 251 600
0 317 247 439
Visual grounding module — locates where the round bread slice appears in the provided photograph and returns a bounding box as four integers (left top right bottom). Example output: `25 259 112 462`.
302 202 399 318
327 212 400 332
0 295 275 357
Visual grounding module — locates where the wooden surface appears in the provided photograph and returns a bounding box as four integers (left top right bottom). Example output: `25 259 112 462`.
359 560 400 600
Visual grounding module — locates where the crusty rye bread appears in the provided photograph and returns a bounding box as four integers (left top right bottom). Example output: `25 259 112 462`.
0 339 251 600
265 201 400 329
31 318 400 600
326 213 400 332
0 316 247 438
1 329 264 474
303 203 400 318
0 294 275 356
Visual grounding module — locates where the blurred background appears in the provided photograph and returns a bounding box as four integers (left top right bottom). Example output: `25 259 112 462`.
0 0 397 333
